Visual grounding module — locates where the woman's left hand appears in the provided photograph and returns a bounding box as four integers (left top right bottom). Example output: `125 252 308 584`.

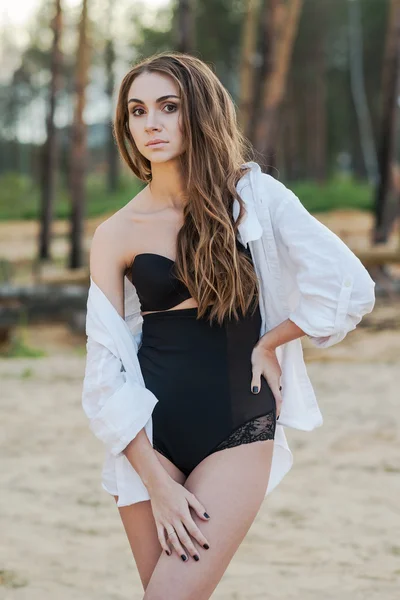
250 341 282 419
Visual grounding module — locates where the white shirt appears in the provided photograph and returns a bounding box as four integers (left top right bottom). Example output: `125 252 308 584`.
82 161 376 507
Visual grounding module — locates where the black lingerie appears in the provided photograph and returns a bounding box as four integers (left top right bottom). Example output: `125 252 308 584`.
132 239 276 476
131 253 192 312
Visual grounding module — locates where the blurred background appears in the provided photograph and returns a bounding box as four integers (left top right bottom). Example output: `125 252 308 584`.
0 1 399 599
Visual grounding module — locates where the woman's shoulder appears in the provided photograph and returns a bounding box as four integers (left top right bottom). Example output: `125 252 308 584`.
92 187 150 248
259 171 293 198
90 186 162 286
89 203 140 283
255 171 302 222
91 210 133 258
96 187 148 228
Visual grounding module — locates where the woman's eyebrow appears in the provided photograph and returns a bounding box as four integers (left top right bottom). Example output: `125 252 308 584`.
128 94 180 105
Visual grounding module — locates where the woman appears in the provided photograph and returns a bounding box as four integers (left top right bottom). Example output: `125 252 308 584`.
82 52 375 599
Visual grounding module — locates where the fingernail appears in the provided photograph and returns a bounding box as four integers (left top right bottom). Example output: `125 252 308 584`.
279 386 282 391
252 386 259 393
277 415 279 420
203 543 209 549
181 554 187 561
204 512 210 519
165 550 170 556
194 555 199 561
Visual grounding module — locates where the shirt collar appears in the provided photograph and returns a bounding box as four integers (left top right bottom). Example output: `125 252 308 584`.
233 161 263 245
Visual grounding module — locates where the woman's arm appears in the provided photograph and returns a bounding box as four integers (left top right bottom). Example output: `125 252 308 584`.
257 318 306 351
264 174 376 348
85 217 170 489
87 217 213 553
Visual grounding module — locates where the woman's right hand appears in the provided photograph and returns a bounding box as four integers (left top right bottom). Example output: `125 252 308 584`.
149 474 211 561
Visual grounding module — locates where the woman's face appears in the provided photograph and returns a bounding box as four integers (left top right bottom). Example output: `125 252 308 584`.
127 71 186 164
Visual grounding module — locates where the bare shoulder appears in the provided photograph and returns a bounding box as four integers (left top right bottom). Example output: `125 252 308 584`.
91 187 149 264
89 188 150 314
91 212 129 270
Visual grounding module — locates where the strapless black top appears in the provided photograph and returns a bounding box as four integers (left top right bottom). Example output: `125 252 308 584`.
131 239 251 312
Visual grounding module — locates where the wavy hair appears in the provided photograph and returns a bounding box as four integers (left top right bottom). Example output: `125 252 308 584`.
114 51 260 325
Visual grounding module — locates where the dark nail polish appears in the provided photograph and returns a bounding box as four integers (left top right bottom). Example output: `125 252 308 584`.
203 543 209 549
279 386 282 391
194 555 199 561
181 554 187 561
252 386 259 393
276 415 279 420
165 550 170 556
204 512 210 519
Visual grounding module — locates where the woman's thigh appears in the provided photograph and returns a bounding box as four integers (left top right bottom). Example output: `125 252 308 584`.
143 439 274 600
113 450 187 591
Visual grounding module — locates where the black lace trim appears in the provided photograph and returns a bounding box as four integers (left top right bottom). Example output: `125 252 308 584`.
213 410 276 452
152 410 276 465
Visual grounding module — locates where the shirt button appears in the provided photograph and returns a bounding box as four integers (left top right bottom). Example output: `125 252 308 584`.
344 279 352 287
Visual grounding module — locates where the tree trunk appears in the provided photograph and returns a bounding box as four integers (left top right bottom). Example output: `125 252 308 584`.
69 0 89 269
281 77 301 179
238 0 261 138
39 0 63 261
248 0 278 148
177 0 196 53
374 0 400 244
313 11 327 183
304 45 327 182
253 0 303 172
348 0 378 185
105 0 119 193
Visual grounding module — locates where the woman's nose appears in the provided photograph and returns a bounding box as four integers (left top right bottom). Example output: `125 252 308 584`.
145 114 162 131
145 124 161 133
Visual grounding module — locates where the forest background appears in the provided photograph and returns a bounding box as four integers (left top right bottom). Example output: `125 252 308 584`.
0 2 399 599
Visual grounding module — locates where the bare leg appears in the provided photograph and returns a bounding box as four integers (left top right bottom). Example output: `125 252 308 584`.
143 439 274 600
113 450 187 591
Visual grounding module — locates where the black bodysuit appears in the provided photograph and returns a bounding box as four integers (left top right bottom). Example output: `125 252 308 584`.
132 240 276 477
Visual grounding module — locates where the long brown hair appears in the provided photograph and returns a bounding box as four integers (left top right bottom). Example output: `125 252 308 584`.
114 51 260 325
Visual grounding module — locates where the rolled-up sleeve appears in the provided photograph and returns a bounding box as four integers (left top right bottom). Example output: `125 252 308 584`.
273 185 376 348
82 336 158 457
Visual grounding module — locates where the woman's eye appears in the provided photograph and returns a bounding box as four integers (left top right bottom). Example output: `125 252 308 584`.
130 104 177 116
164 103 177 113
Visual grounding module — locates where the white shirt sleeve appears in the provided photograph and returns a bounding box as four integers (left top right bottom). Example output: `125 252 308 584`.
82 335 158 457
271 179 376 348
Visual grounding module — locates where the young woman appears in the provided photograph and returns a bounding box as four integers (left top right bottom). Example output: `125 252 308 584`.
83 51 375 599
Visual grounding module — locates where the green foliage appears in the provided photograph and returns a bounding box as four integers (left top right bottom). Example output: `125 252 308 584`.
0 171 144 221
288 0 390 178
1 333 47 359
128 0 245 92
0 172 40 219
0 0 392 184
0 568 28 589
0 312 46 358
19 367 34 378
0 170 373 221
290 176 373 213
84 173 144 218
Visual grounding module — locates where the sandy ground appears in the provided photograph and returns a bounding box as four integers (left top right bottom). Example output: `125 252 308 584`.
1 209 400 598
0 296 399 600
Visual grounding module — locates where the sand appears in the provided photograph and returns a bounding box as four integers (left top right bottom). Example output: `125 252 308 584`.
0 296 399 600
1 208 399 598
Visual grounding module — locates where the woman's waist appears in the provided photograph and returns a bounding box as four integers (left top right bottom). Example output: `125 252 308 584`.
138 303 262 353
141 299 260 323
139 306 222 352
141 306 201 320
